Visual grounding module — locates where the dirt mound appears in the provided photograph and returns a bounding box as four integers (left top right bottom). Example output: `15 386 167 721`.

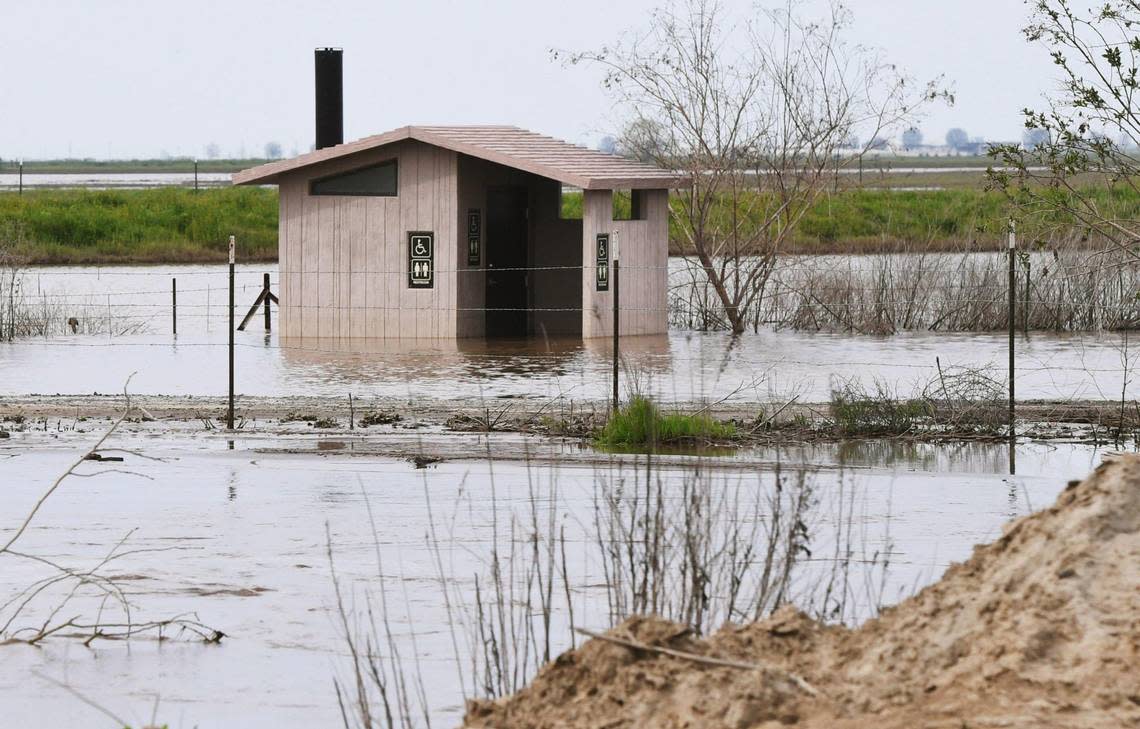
464 457 1140 728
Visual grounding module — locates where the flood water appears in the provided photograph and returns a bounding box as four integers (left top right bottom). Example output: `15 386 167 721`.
0 425 1112 728
0 263 1131 403
0 171 232 190
0 262 1131 727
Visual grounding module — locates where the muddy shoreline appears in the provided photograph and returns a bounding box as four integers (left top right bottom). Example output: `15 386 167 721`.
2 393 1135 447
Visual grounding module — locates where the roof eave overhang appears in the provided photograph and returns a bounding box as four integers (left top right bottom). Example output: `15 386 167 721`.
232 127 690 189
232 127 415 186
579 176 689 190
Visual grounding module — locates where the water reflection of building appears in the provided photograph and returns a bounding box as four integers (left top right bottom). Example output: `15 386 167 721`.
277 334 674 389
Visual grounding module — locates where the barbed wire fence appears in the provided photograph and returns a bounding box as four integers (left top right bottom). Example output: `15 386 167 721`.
3 249 1139 439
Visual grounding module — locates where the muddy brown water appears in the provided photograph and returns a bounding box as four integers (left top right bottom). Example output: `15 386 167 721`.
0 424 1117 728
1 263 1133 726
2 264 1132 404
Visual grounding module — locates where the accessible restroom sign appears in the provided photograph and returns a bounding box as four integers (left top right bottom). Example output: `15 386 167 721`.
595 233 609 291
408 231 434 288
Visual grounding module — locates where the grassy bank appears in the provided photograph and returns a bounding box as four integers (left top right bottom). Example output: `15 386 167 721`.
562 187 1018 252
673 184 1140 254
4 183 1140 264
0 187 278 263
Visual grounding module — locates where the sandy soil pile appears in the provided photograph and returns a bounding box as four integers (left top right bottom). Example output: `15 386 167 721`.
464 457 1140 728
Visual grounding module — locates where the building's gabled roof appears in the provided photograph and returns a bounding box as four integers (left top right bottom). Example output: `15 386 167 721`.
233 125 686 190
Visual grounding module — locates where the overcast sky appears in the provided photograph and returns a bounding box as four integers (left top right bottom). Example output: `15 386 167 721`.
2 0 1053 160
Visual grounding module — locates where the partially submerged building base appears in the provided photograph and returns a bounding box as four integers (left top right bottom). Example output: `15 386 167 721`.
234 125 683 342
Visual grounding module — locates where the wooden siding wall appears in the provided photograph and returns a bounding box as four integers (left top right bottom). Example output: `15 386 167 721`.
279 140 458 339
455 154 581 338
581 188 669 337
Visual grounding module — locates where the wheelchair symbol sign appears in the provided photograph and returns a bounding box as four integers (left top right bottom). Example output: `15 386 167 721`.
407 231 434 288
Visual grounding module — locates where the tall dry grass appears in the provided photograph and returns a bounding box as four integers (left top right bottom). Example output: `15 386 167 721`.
670 240 1140 334
0 225 150 339
331 455 889 728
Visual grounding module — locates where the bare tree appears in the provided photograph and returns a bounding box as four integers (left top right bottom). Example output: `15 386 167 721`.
560 0 946 332
946 127 970 150
988 0 1140 258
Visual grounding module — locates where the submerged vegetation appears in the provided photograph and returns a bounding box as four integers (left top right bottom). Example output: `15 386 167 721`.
595 396 737 447
829 380 932 437
671 240 1140 333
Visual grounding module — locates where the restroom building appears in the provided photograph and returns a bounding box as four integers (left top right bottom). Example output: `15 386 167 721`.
234 124 682 339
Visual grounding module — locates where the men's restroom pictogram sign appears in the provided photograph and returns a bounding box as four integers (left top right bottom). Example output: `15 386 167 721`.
407 231 434 288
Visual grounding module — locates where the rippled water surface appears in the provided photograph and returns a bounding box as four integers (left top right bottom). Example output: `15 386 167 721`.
0 171 232 189
0 264 1129 403
0 428 1115 728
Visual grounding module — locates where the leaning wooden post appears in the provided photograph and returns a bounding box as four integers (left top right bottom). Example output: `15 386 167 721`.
1007 219 1016 473
172 277 177 335
228 236 236 431
612 230 621 414
263 272 271 332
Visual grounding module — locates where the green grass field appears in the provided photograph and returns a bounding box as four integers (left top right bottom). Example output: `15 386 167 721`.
0 188 278 263
2 180 1136 264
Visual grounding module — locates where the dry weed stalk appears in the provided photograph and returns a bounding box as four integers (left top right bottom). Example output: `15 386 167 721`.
333 446 891 728
0 377 222 645
670 239 1140 334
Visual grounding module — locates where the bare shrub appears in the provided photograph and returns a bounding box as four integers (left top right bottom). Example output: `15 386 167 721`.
923 361 1008 433
563 0 945 333
669 238 1140 333
0 379 221 645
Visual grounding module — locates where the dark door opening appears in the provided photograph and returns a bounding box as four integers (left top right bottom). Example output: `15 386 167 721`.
485 187 529 337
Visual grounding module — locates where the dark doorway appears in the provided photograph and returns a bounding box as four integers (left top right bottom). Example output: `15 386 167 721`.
485 187 529 337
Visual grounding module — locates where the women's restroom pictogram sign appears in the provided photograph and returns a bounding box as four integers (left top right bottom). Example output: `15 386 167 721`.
407 231 434 288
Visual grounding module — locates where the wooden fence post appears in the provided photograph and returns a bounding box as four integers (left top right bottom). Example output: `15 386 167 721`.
263 272 271 332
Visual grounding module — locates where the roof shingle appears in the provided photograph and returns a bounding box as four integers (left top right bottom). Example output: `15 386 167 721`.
232 125 684 189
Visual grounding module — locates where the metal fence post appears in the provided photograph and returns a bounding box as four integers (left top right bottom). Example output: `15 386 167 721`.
228 236 236 430
194 159 199 191
612 231 620 414
172 277 177 335
18 158 23 195
1008 219 1016 473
